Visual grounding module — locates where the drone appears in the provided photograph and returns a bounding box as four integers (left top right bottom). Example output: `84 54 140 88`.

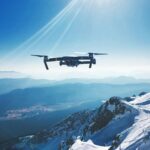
31 52 108 70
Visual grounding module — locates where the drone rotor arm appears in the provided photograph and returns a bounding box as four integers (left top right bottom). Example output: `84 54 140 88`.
93 53 108 55
48 57 62 62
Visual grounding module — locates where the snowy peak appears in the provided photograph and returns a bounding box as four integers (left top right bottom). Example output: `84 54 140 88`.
90 97 137 134
71 93 150 150
101 96 130 114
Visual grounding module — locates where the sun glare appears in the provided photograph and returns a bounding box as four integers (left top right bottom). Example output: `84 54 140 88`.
88 0 112 6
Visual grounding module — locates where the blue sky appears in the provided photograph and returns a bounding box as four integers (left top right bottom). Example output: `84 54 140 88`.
0 0 150 79
0 0 69 51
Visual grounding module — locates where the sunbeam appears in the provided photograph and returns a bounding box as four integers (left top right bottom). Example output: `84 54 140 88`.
0 0 78 63
49 2 83 55
1 0 85 66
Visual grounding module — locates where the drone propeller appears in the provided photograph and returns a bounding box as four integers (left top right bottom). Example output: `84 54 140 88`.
31 54 48 58
89 52 108 55
74 52 108 56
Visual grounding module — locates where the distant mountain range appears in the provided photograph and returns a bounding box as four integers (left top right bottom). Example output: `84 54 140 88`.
0 83 150 114
0 78 55 94
0 75 150 95
58 76 150 84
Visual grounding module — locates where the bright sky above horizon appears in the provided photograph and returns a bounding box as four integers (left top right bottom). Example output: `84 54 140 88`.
0 0 150 79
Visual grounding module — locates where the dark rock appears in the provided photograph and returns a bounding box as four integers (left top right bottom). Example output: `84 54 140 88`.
139 92 147 96
90 97 126 133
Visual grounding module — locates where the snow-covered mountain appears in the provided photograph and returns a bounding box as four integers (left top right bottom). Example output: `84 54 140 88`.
2 92 150 150
71 92 150 150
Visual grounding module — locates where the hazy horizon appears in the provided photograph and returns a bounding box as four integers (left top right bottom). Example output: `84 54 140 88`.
0 70 150 81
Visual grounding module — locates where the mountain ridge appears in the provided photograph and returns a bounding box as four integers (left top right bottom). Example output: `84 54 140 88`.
2 92 150 150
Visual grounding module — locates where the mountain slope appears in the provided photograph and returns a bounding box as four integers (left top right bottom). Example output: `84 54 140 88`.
113 93 150 150
1 92 150 150
71 92 150 150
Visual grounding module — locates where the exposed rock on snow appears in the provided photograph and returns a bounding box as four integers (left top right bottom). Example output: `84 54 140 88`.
89 97 138 135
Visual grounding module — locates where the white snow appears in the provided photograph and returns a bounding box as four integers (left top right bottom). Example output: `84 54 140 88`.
117 111 150 150
115 92 150 150
70 139 109 150
130 93 150 105
71 92 150 150
106 104 115 112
